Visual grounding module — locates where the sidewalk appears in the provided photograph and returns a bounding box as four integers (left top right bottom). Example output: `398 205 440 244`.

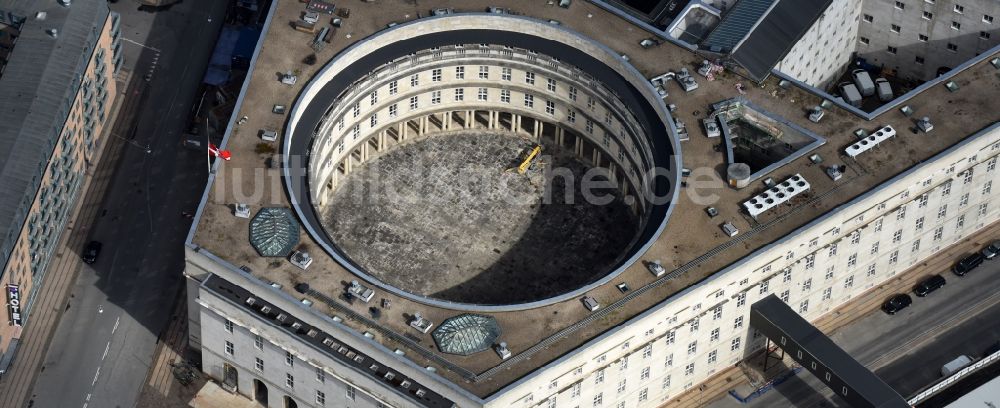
133 293 201 408
0 73 145 408
661 220 1000 408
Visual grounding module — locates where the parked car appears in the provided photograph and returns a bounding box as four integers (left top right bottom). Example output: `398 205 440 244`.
983 240 1000 260
82 241 102 264
953 253 985 276
881 293 912 315
941 355 973 376
914 274 946 297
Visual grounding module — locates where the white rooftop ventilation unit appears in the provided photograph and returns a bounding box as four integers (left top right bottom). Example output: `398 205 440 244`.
409 313 434 333
742 174 810 219
234 203 250 218
845 125 896 158
289 251 313 269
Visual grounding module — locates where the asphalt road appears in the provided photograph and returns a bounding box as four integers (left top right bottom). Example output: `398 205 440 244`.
27 1 228 408
708 256 1000 408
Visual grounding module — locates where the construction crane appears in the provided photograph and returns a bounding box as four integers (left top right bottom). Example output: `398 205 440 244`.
516 145 542 174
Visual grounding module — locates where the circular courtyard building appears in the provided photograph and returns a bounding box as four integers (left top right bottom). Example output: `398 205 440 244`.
284 14 680 310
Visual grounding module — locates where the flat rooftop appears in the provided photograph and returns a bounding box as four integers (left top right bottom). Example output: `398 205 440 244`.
190 0 1000 397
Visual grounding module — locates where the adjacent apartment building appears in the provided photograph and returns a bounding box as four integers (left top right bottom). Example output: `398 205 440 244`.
0 0 121 372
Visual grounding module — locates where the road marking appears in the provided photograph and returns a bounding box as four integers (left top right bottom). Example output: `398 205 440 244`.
92 367 101 386
112 316 120 334
102 342 110 361
86 393 91 401
121 37 162 53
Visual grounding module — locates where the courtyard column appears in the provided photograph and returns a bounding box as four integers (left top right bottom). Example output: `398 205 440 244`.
444 111 452 130
555 126 564 146
465 110 473 129
592 150 601 167
534 120 542 140
511 114 518 132
574 136 583 158
399 122 407 141
378 131 386 151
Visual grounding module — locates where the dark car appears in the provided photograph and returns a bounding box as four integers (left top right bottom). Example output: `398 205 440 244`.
953 253 985 276
914 275 946 297
983 241 1000 260
882 294 912 315
82 241 102 264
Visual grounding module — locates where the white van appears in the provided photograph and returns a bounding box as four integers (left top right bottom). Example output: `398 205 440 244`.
941 355 973 376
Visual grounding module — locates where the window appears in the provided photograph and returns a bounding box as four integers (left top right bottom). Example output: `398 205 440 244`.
478 66 489 79
620 355 629 371
525 71 535 85
593 392 603 407
346 385 356 401
918 34 929 42
736 292 746 307
822 287 832 300
851 231 861 245
431 68 442 82
431 90 441 104
918 194 929 208
501 67 511 81
895 1 905 9
960 193 970 207
952 21 961 30
255 357 264 371
549 380 558 390
893 229 903 243
617 380 627 394
891 24 901 33
639 388 648 402
828 244 838 257
568 110 576 123
956 215 966 228
500 89 510 103
887 46 898 54
979 203 989 216
352 102 361 118
286 373 294 389
524 94 534 108
915 216 925 231
572 382 582 398
643 344 653 359
389 80 398 95
454 88 464 101
933 226 944 241
912 239 921 253
316 367 325 383
285 351 294 366
665 330 676 345
947 43 958 52
938 204 948 219
224 341 234 356
370 114 378 127
569 86 578 101
954 4 964 13
587 96 596 110
863 14 873 23
805 254 816 270
782 268 792 282
410 74 419 87
825 266 835 280
870 242 879 255
710 328 720 342
990 157 998 172
690 318 699 332
596 369 605 384
734 316 744 329
844 276 854 288
983 181 993 195
585 119 594 134
455 66 465 79
982 31 992 40
370 91 378 106
664 353 674 367
685 363 695 376
546 101 555 115
663 375 671 389
712 307 723 320
848 253 858 267
316 390 326 406
867 264 877 277
799 300 809 313
985 14 995 24
759 280 769 295
780 290 789 302
478 88 488 101
802 278 812 291
547 78 557 92
688 341 697 355
897 206 907 220
859 37 870 45
409 96 419 110
923 11 933 20
224 319 233 333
